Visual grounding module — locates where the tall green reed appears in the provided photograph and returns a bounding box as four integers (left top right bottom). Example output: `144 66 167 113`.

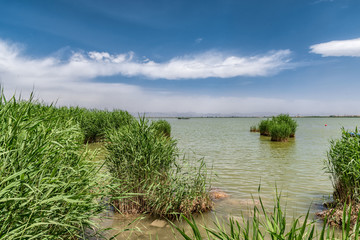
326 128 360 204
259 119 271 136
0 94 103 239
269 122 292 142
175 193 360 240
151 119 172 137
105 117 211 219
258 114 297 141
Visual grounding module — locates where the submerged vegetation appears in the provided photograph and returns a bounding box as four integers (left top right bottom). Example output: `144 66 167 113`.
258 114 298 141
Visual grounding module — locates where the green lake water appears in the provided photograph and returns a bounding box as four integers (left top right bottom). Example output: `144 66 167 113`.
99 117 360 239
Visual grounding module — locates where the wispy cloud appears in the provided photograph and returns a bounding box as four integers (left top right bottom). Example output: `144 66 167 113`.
0 39 292 83
310 38 360 57
311 0 334 4
5 38 352 115
195 38 203 44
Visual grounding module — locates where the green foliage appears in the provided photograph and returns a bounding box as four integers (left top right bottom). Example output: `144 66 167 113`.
151 119 172 137
258 114 298 141
269 122 292 142
176 193 360 240
273 114 298 137
326 128 360 203
78 109 134 143
250 125 259 132
259 119 271 136
105 117 211 218
0 94 102 239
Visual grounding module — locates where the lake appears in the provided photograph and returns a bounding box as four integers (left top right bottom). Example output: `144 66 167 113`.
99 117 360 239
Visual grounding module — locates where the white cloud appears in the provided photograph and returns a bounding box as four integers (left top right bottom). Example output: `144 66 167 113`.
195 38 203 44
0 39 292 83
1 38 354 115
312 0 334 4
310 38 360 57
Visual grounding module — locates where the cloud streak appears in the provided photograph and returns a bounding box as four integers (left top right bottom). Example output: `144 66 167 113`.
0 39 292 83
2 38 353 115
310 38 360 57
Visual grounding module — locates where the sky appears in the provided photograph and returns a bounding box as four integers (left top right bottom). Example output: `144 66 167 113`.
0 0 360 115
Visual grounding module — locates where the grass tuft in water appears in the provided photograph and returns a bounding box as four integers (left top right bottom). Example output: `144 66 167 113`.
250 125 259 132
326 128 360 204
258 114 298 141
259 119 271 136
105 117 212 219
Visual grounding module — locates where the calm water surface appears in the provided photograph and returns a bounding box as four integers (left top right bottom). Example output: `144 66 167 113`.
100 117 360 239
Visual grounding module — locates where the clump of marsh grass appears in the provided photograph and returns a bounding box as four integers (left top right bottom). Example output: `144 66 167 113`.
250 125 259 132
151 119 172 137
79 109 134 143
259 119 272 136
326 128 360 204
175 193 360 240
274 114 298 138
269 122 292 142
258 114 298 141
0 94 103 239
105 117 211 219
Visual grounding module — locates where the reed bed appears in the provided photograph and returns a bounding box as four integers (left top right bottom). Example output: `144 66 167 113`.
105 117 212 219
250 125 259 132
258 114 298 141
0 94 103 239
77 109 134 143
151 119 172 137
259 119 271 136
269 122 292 142
326 128 360 204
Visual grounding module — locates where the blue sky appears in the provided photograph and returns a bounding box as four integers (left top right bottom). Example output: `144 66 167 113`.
0 0 360 115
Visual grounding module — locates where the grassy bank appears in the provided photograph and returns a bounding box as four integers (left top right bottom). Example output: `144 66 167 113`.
0 92 212 238
0 95 103 239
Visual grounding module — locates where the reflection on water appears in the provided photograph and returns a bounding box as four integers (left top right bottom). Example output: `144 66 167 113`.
98 117 360 239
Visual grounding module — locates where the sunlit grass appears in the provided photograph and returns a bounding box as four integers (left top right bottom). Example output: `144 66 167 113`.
0 93 103 239
105 117 212 219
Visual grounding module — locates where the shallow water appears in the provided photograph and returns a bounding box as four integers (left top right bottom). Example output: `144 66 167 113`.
97 117 360 239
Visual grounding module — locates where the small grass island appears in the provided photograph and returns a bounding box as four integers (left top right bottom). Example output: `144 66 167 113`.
251 114 298 142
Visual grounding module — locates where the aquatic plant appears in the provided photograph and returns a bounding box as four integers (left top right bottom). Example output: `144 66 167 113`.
259 119 271 136
0 94 103 239
79 109 134 143
258 114 298 141
151 119 172 137
105 117 211 218
269 122 292 142
326 128 360 204
273 114 298 137
250 124 259 132
176 193 360 240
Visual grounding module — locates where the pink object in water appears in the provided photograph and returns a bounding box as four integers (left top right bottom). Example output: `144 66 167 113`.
325 124 327 127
